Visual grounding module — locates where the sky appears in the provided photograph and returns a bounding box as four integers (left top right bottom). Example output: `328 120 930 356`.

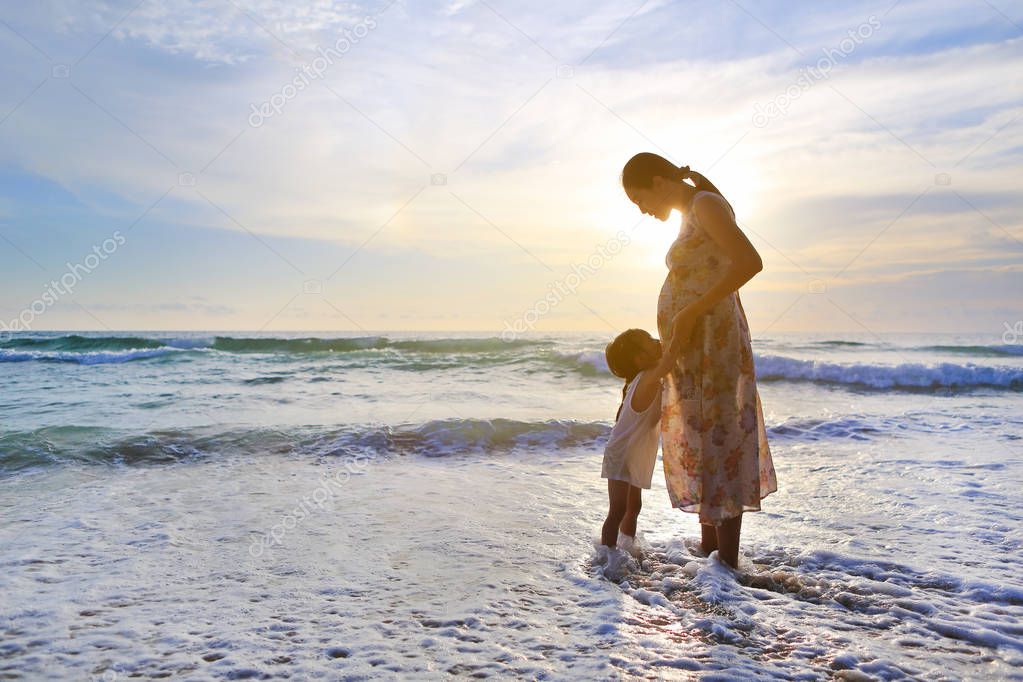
0 0 1020 335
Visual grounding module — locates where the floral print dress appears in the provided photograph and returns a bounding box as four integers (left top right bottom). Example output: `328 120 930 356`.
657 191 778 526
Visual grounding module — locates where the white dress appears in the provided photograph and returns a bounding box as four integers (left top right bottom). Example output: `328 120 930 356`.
601 370 661 489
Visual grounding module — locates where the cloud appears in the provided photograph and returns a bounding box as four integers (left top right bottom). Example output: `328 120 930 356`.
46 0 375 64
87 300 238 315
0 0 1020 331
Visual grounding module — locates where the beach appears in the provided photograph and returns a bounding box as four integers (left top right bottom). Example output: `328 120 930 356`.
2 331 1022 679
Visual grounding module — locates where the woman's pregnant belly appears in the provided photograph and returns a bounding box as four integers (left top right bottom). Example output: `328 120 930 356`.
657 273 676 340
658 270 703 338
659 268 739 347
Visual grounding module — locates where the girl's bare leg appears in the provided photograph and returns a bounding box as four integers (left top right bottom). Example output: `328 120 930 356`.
619 486 642 538
601 480 631 547
700 523 719 555
715 513 743 569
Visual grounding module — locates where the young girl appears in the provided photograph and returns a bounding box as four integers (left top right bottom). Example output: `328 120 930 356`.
600 328 681 554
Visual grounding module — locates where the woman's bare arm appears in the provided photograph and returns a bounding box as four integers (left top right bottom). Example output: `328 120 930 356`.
673 194 763 327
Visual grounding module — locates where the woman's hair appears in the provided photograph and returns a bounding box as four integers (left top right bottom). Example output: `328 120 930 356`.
605 328 650 422
620 152 732 213
621 152 689 189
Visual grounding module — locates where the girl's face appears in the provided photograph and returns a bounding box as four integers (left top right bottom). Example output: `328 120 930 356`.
633 333 662 369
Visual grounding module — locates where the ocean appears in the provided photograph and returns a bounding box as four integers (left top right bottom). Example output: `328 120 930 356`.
1 331 1021 680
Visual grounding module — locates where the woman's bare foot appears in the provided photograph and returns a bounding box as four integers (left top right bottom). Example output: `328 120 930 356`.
715 514 743 569
700 523 719 555
680 537 710 558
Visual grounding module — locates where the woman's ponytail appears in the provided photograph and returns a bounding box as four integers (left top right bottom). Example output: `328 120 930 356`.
622 152 734 215
670 163 734 217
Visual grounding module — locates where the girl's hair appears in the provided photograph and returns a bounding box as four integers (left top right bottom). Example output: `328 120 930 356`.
620 152 733 214
604 328 650 422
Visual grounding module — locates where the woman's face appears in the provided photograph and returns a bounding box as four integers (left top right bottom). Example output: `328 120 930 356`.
626 177 674 222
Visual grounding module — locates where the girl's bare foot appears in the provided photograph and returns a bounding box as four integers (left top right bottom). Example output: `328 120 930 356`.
616 531 638 558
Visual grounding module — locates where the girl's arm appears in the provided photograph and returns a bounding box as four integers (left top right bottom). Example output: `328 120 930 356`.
629 334 686 413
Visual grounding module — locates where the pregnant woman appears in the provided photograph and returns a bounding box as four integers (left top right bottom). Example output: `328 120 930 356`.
621 152 778 570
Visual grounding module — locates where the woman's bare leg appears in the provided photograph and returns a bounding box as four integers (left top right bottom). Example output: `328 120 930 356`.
619 486 642 538
715 513 743 569
700 523 719 555
601 480 631 547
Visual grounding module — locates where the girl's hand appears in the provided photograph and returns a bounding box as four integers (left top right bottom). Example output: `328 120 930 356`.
650 310 697 380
